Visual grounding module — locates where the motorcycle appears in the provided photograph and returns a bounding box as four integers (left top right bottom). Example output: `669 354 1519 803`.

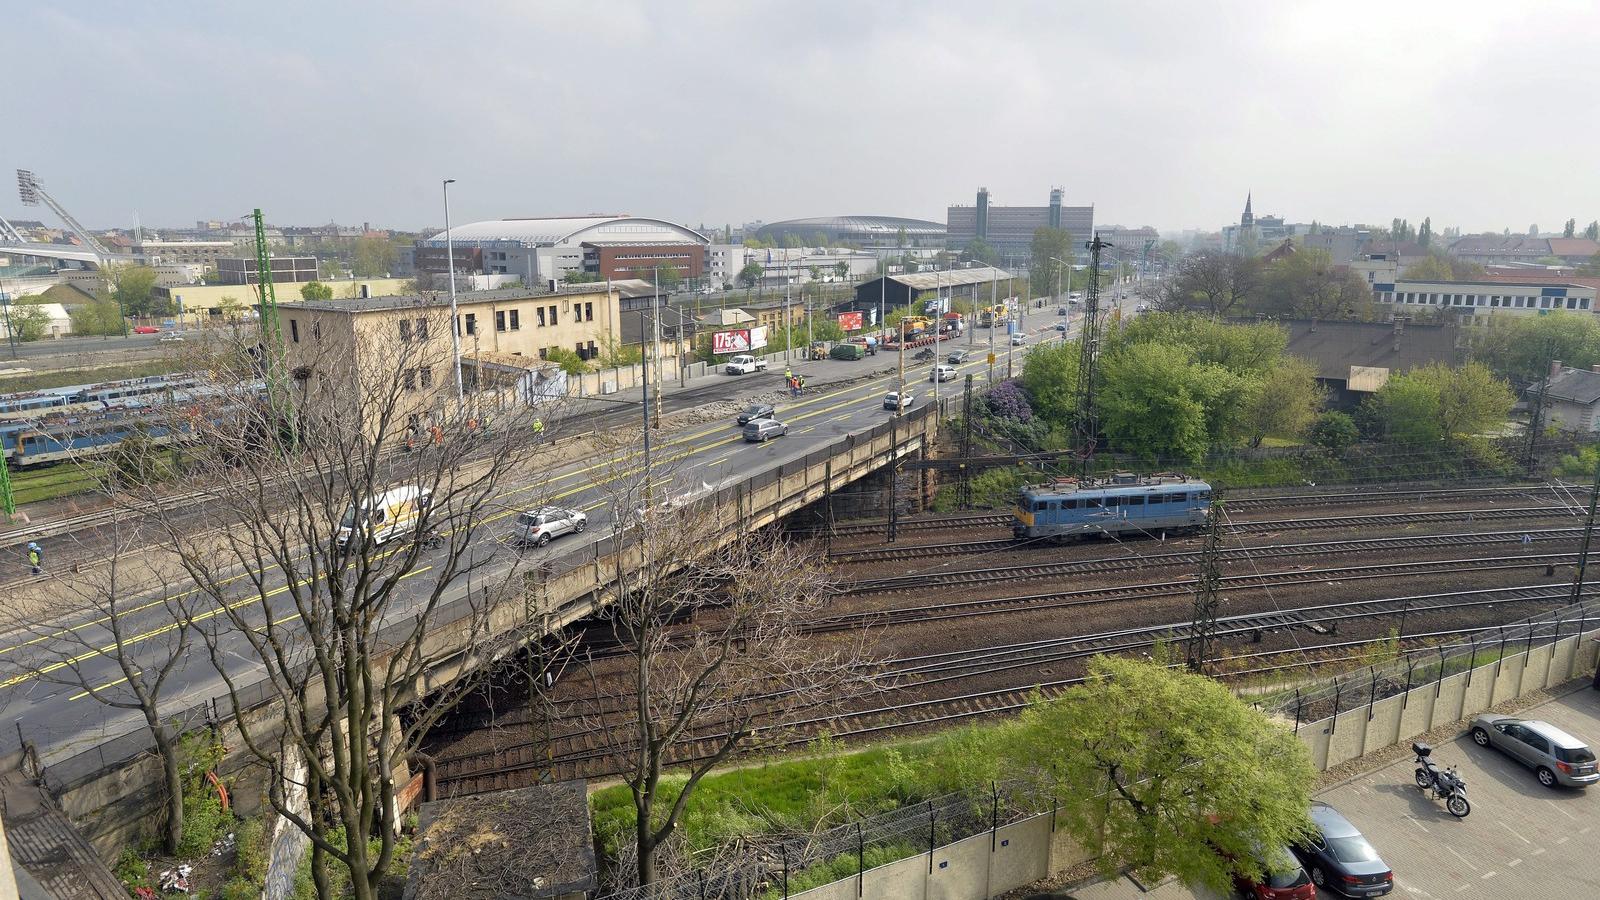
1412 742 1470 817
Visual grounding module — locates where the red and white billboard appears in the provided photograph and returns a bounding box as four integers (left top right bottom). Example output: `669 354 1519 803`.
713 329 751 354
838 311 864 332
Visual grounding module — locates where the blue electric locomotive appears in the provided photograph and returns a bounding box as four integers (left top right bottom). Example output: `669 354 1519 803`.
1012 474 1212 540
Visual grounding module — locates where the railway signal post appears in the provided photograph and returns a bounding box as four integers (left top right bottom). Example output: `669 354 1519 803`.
1186 499 1224 674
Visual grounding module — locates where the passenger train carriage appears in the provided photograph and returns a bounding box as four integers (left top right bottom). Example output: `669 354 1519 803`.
1012 474 1212 540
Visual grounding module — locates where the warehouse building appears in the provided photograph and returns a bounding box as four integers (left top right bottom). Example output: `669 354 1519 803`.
849 266 1018 316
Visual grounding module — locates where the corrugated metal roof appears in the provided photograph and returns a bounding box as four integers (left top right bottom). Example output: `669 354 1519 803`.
890 266 1014 290
425 216 708 247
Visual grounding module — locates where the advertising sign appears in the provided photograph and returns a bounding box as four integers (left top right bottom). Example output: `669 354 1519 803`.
713 329 751 354
750 326 769 350
838 311 864 332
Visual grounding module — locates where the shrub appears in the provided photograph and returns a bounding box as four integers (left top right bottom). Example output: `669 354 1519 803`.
221 876 260 900
984 379 1033 423
234 815 269 883
1308 411 1358 453
114 848 152 892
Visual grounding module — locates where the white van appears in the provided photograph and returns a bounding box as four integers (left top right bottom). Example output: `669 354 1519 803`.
337 486 433 548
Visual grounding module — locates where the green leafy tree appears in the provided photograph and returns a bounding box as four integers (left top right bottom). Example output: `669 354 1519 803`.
562 271 603 284
350 235 395 277
807 265 823 283
544 346 591 375
1402 254 1484 282
112 265 170 318
1475 311 1600 382
737 262 764 288
1019 338 1082 424
1239 357 1322 447
1001 656 1315 895
6 300 53 341
1309 410 1359 453
1262 249 1375 320
963 237 1001 266
833 262 849 281
69 293 127 336
1372 361 1513 444
1585 221 1599 241
300 281 334 301
1417 217 1433 248
1099 342 1213 460
1564 219 1577 239
1029 227 1075 298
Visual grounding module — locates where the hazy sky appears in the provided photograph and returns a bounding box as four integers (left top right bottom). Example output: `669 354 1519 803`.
8 1 1598 235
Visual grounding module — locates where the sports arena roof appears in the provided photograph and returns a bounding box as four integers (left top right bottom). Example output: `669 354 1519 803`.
755 216 945 243
425 216 708 248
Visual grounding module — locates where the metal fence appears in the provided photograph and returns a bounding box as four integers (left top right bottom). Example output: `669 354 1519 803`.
1265 598 1598 730
595 778 1049 900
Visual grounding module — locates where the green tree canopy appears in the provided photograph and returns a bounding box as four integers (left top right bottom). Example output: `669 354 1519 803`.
1261 248 1376 320
737 261 763 288
998 656 1316 894
1565 218 1577 238
1029 227 1075 298
350 235 396 277
1310 410 1359 453
1019 337 1082 424
1585 221 1599 241
1239 356 1323 448
963 237 1001 266
1402 254 1484 282
1099 342 1214 460
1475 311 1600 382
1369 361 1513 444
300 281 334 300
111 265 170 318
68 293 127 336
6 300 53 342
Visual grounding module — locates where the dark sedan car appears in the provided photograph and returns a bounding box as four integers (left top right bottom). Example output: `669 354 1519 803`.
1291 803 1393 897
737 403 776 425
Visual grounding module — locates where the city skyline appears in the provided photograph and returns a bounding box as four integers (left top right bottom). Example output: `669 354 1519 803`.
6 1 1599 234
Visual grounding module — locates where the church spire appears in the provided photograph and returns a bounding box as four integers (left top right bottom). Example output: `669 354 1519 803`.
1241 192 1254 228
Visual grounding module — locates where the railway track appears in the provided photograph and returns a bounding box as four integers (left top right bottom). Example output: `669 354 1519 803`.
828 506 1579 562
835 525 1581 594
433 586 1589 794
811 484 1570 539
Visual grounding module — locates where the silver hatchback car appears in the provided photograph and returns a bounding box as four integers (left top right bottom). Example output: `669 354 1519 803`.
1470 714 1599 788
513 506 588 546
742 418 789 442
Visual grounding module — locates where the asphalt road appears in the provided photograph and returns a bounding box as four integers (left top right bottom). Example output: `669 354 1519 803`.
0 319 1076 766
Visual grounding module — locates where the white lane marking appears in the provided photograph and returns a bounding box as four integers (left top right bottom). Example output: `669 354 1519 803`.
1480 871 1496 880
1557 836 1570 845
1446 846 1480 871
1545 799 1580 821
1508 858 1523 867
1454 886 1469 893
1497 820 1533 844
1405 815 1431 834
1532 847 1546 856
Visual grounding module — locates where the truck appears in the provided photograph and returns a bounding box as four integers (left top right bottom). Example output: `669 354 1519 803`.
724 354 768 375
807 341 831 360
977 306 1009 328
830 342 865 361
900 315 933 338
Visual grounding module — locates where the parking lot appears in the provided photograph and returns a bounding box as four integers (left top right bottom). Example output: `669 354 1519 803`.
1071 687 1600 899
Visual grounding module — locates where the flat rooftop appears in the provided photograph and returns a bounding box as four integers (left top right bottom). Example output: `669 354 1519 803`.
274 283 614 315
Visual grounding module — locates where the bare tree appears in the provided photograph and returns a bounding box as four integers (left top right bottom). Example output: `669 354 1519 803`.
576 443 875 887
124 309 558 899
0 515 200 855
1162 252 1263 316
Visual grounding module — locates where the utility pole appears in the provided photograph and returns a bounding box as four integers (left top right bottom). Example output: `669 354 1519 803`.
639 327 653 505
1570 455 1600 607
1074 236 1111 480
896 318 907 416
252 208 294 442
1527 353 1553 476
1187 500 1224 674
651 267 663 428
443 179 464 418
959 374 974 509
933 263 942 406
783 248 792 363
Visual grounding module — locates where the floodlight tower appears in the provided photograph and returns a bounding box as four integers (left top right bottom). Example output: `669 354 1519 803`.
15 169 115 264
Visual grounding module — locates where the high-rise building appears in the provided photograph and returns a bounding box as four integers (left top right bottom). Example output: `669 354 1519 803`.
946 187 1094 264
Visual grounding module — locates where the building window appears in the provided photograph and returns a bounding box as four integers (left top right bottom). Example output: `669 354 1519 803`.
575 342 587 359
537 307 546 327
584 301 594 321
416 318 429 341
399 319 413 342
510 309 520 330
403 369 416 390
464 313 477 334
548 304 558 325
290 319 299 343
496 310 506 332
419 366 433 388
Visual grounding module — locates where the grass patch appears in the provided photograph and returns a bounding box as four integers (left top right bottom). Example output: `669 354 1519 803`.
0 360 179 393
10 461 106 505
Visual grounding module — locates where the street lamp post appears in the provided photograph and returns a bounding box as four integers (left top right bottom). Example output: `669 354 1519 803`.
443 179 464 418
651 266 663 428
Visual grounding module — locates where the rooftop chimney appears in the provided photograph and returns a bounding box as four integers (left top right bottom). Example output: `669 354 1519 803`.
1551 360 1564 378
1591 364 1600 374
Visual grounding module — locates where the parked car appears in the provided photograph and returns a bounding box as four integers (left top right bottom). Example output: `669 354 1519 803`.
737 403 776 425
742 418 789 442
947 349 969 364
133 325 160 334
1290 803 1394 897
1233 846 1315 900
513 506 588 546
1470 714 1599 787
883 391 914 410
724 354 767 375
929 365 957 383
1057 306 1068 315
